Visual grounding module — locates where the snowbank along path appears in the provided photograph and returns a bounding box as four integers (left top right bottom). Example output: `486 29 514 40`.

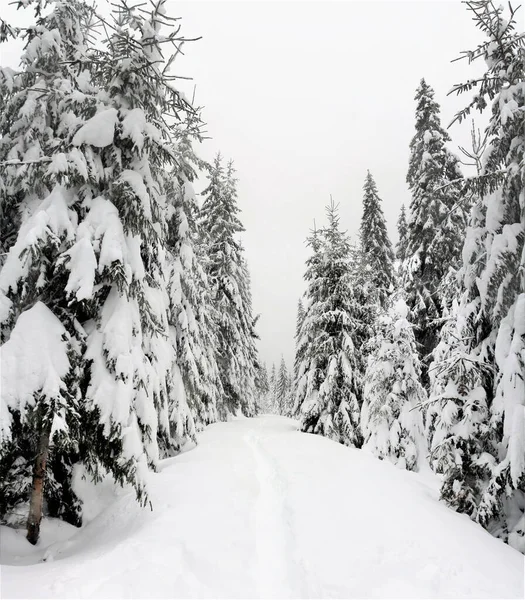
1 415 523 598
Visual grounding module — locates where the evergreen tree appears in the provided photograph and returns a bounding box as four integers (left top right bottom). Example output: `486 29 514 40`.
432 0 524 552
294 201 362 447
295 298 305 340
164 123 222 446
396 204 409 263
361 297 426 471
0 0 202 541
77 0 202 482
275 357 291 415
270 363 277 392
425 124 491 508
359 171 396 307
269 362 277 413
427 299 494 515
347 240 378 404
237 250 261 416
199 155 259 417
255 363 271 413
0 0 108 543
403 78 466 369
293 298 306 393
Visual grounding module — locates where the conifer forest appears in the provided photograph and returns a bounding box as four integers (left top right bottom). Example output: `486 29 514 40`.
0 0 524 597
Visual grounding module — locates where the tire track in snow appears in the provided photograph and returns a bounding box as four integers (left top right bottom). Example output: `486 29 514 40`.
244 428 308 599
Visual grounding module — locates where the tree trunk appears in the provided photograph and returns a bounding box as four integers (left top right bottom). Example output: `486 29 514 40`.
26 422 51 545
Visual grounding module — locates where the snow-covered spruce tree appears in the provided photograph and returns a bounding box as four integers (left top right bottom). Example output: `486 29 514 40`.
347 239 377 403
269 362 278 413
0 0 203 542
403 79 466 369
432 0 524 552
426 298 494 515
293 298 306 394
295 298 305 340
293 225 322 416
361 296 426 471
0 0 107 543
237 250 261 416
200 155 259 417
359 171 396 307
81 0 209 467
270 362 276 389
275 357 291 415
425 124 490 500
396 204 409 264
255 363 271 413
294 202 362 447
164 119 222 447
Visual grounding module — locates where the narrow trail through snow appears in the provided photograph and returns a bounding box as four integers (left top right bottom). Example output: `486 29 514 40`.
245 430 294 597
1 416 523 599
244 421 311 599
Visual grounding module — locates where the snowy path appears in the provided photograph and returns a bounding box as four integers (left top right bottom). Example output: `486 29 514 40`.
245 430 296 598
244 424 311 598
1 416 523 599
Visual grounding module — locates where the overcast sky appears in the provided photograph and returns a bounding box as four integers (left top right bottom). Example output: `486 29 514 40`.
2 1 494 370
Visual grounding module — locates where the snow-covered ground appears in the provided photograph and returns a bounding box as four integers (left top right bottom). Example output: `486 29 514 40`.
1 416 523 598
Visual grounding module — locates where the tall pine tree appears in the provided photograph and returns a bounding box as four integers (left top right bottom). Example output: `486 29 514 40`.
396 204 409 263
275 357 291 415
403 79 466 371
255 363 271 413
199 155 259 417
0 0 207 542
164 122 222 447
293 298 306 394
431 0 524 552
359 171 396 307
0 0 114 544
294 202 362 447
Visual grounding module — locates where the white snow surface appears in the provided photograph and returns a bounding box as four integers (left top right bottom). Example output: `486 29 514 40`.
1 416 523 599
